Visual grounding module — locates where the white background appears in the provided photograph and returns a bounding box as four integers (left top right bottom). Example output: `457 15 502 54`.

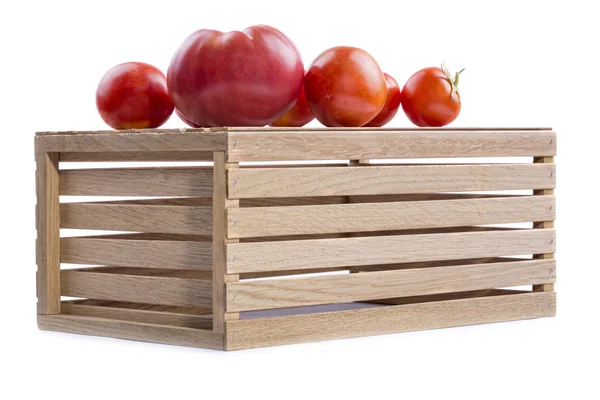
1 0 598 398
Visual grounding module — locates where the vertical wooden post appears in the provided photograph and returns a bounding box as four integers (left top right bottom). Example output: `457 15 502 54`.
348 160 370 274
35 140 61 315
532 156 555 292
213 151 240 332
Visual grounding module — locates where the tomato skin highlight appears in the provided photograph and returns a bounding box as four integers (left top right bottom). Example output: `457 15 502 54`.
400 66 461 127
365 73 402 127
167 25 304 127
304 46 386 127
269 84 314 127
96 62 174 130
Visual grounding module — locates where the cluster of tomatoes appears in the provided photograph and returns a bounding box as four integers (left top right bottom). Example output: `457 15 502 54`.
96 25 463 130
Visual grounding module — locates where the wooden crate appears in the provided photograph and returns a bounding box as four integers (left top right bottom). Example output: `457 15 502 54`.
35 127 557 350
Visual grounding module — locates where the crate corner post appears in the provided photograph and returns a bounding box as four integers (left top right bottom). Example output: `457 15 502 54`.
35 135 61 319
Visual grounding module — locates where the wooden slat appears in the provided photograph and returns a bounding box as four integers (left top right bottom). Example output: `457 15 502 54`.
228 196 555 238
35 146 61 314
61 270 212 308
69 299 211 315
226 259 555 311
532 156 556 293
36 129 226 153
61 302 212 329
226 229 555 273
60 167 213 197
60 151 213 162
82 266 212 280
228 164 555 199
61 202 212 235
367 288 528 305
38 314 224 350
225 292 556 350
227 129 556 162
61 236 212 270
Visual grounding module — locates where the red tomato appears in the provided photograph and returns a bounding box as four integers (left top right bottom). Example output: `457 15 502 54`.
269 84 314 127
365 73 402 127
304 46 386 127
168 25 304 127
400 65 464 127
96 62 174 130
176 109 202 128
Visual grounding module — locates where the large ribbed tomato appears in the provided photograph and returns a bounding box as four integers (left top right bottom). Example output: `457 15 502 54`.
96 62 174 130
400 65 464 127
167 25 304 127
304 46 386 127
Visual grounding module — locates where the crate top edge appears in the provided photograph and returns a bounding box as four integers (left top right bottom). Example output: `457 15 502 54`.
35 127 553 136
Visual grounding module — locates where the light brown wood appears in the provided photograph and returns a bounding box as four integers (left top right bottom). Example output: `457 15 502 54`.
226 259 555 311
225 292 556 349
36 129 227 153
226 228 555 273
366 288 527 305
61 202 212 235
213 152 241 331
61 301 212 329
38 314 224 350
228 196 555 238
228 164 555 198
61 236 212 270
60 151 213 162
60 167 213 197
227 129 556 162
35 145 61 314
69 299 212 315
81 266 212 280
533 156 556 292
61 270 212 308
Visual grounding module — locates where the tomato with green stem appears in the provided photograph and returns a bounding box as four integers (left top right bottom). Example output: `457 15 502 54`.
400 64 464 127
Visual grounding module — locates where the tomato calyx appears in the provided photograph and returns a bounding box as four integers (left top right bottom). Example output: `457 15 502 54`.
441 63 465 103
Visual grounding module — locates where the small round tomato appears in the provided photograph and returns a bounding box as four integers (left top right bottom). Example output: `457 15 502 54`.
304 46 386 127
400 64 464 127
96 62 174 130
269 84 314 127
365 73 402 127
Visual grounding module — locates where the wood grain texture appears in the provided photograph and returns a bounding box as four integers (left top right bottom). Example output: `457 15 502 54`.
225 292 556 349
227 129 556 162
367 288 527 306
228 164 555 198
61 236 212 270
533 156 556 292
60 167 213 197
35 147 61 314
82 266 212 280
226 229 556 273
226 259 556 311
228 196 555 238
38 314 224 350
61 302 212 329
60 151 213 162
61 202 212 235
61 270 212 307
36 129 226 153
69 299 212 315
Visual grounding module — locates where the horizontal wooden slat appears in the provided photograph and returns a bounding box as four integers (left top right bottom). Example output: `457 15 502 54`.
38 314 224 350
60 167 213 197
61 270 212 308
226 229 555 273
228 164 555 199
61 202 212 235
68 299 211 315
60 151 213 162
36 129 226 153
61 301 212 329
227 129 556 162
366 288 528 305
225 292 556 349
81 266 212 280
226 259 555 311
228 196 555 238
61 236 212 270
